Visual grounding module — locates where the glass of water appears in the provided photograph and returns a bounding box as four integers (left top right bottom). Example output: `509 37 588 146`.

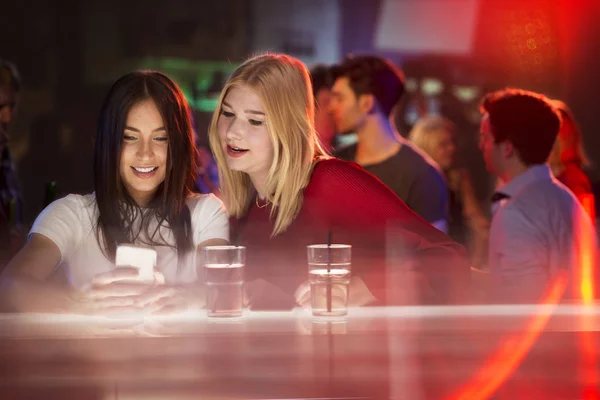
203 246 246 318
307 244 351 317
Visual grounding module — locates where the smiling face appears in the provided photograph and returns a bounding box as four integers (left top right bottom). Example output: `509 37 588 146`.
216 84 274 187
119 99 169 206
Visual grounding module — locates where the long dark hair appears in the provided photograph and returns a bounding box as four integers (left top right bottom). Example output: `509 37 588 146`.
93 71 198 262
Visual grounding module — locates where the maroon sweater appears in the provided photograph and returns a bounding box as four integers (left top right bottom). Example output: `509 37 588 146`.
231 158 469 308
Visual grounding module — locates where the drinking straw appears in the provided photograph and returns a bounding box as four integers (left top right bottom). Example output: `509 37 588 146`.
326 231 332 313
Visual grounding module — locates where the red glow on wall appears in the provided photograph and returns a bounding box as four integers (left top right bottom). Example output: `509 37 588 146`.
447 273 568 400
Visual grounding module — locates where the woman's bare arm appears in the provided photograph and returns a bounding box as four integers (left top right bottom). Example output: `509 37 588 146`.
0 234 83 313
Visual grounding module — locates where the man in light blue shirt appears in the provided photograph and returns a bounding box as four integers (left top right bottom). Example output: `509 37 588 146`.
479 88 597 303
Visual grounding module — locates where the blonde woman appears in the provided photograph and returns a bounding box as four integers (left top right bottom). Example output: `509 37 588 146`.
547 100 595 220
409 114 489 268
209 54 469 308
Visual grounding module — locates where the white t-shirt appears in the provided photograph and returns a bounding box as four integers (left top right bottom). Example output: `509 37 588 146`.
30 193 229 290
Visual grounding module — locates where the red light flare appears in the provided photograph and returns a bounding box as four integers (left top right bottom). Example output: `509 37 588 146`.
447 273 568 400
574 197 599 399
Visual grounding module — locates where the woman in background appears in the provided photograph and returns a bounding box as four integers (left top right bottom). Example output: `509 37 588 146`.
547 100 595 222
0 71 229 315
409 114 489 268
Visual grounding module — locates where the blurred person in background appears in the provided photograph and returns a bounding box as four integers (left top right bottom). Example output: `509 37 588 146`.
0 59 25 267
479 88 597 303
309 64 337 153
0 71 229 314
409 115 489 268
547 100 595 222
192 121 221 199
190 110 220 197
194 145 221 197
330 55 449 232
209 53 469 309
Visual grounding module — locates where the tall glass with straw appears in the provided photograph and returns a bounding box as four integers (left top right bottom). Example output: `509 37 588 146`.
307 239 352 318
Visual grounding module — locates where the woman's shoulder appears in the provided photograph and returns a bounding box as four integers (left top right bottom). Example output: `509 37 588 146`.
305 157 414 227
31 193 95 239
43 193 96 216
186 192 226 215
307 157 395 200
311 157 368 182
186 193 229 245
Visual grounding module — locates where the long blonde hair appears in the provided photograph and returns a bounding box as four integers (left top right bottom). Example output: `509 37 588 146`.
209 53 328 236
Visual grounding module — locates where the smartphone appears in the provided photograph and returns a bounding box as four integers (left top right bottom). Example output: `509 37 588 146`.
115 244 157 281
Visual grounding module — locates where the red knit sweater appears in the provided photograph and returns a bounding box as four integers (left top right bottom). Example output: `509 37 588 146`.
231 158 469 308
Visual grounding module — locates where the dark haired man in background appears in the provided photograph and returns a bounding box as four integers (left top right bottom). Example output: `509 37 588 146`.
479 88 597 303
330 55 449 232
